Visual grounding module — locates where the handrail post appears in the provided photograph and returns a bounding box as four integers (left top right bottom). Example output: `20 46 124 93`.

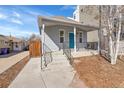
63 42 64 55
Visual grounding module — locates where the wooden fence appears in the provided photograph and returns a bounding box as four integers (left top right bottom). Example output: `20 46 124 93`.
29 40 41 57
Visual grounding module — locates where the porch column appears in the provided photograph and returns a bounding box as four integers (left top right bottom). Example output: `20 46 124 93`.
97 29 100 53
41 24 45 54
74 26 77 52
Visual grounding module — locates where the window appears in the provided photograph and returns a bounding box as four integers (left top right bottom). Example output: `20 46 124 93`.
16 44 18 48
4 41 8 45
113 18 118 28
121 32 124 40
59 30 64 43
81 9 83 12
15 42 18 48
73 14 76 19
79 32 83 43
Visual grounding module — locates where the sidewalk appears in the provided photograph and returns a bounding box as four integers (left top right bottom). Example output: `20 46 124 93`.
0 51 29 74
9 58 46 88
9 51 75 88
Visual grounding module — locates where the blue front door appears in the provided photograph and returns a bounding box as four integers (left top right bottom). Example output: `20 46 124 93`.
69 32 74 48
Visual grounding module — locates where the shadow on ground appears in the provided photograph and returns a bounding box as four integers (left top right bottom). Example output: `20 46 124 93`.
0 51 22 58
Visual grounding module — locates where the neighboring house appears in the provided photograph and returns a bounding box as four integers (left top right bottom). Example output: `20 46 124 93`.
38 16 98 52
0 34 28 55
73 6 124 50
7 36 25 51
0 35 10 54
73 5 99 49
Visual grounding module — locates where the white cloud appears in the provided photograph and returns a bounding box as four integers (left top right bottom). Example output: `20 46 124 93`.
0 13 7 19
0 25 39 38
28 10 53 17
13 11 21 18
60 5 76 10
11 18 23 25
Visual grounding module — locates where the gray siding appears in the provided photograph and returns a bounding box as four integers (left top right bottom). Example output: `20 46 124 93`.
44 25 88 51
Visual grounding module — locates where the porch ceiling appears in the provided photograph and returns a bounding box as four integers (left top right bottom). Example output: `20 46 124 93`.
38 16 99 32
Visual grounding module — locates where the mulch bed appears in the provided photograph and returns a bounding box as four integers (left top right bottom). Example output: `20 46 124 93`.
73 55 124 88
0 56 30 88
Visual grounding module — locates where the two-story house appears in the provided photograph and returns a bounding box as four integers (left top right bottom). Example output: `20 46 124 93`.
73 5 99 49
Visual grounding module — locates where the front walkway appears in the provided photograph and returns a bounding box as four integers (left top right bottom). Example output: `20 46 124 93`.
9 58 46 88
9 51 75 88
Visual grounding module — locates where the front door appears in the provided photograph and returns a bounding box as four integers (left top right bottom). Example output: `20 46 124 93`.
69 32 74 48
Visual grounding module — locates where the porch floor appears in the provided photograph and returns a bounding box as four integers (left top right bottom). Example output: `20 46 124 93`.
72 49 98 58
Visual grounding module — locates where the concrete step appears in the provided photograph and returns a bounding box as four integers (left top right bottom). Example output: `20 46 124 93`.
43 50 72 72
52 51 63 55
52 57 68 61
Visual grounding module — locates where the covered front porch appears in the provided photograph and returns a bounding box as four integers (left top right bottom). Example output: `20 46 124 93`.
38 16 99 54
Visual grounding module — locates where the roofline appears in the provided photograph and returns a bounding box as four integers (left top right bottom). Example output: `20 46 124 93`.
38 16 99 30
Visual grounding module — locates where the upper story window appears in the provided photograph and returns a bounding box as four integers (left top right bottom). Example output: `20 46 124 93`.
59 30 64 43
80 9 83 12
114 18 117 28
73 14 76 19
121 33 124 40
79 32 83 43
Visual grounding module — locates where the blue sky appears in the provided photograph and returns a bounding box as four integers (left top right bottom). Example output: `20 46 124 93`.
0 5 76 38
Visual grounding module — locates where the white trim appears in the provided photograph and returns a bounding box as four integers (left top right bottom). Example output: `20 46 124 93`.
78 31 83 43
74 26 77 52
41 24 45 54
59 29 65 43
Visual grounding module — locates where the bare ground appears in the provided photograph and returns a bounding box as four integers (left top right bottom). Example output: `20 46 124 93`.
72 55 124 88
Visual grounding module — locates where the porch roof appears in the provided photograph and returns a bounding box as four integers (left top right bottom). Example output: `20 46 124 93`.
38 16 99 32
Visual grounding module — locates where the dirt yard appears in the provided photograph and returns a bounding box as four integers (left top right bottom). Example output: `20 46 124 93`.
73 55 124 88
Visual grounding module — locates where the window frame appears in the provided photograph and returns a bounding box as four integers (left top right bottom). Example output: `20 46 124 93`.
79 32 83 43
59 29 65 43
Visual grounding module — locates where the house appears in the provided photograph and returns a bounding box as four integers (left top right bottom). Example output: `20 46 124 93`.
73 5 99 50
0 35 10 54
7 36 26 52
0 34 28 55
38 16 99 53
73 6 124 47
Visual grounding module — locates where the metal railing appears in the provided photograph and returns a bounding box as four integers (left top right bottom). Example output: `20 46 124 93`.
62 41 98 65
63 42 73 65
42 43 53 67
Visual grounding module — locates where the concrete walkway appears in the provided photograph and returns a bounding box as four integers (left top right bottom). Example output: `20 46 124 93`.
9 51 75 88
9 58 46 88
0 51 29 74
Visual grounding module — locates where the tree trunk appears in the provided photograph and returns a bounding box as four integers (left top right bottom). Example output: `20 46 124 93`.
112 13 122 64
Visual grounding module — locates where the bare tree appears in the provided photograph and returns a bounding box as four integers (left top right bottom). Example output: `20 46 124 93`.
100 5 122 64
